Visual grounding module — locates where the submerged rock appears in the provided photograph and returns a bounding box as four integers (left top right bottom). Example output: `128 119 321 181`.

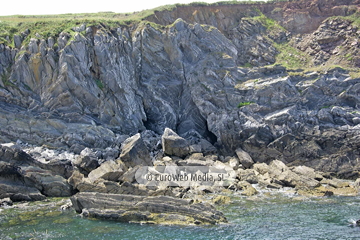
70 192 227 225
212 195 231 205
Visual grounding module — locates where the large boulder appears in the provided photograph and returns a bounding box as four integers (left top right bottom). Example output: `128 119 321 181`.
88 160 125 182
119 133 152 168
68 170 108 193
70 192 227 225
73 149 100 175
235 148 254 169
162 128 190 158
277 169 321 189
21 166 73 197
0 183 46 202
237 169 259 184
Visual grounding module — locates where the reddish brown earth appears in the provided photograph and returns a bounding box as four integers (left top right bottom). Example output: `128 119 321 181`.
145 0 360 34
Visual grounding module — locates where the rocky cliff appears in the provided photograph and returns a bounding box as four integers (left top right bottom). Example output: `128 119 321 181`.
0 0 360 177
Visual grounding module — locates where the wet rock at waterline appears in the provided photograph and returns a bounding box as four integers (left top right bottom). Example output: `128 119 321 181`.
70 192 227 225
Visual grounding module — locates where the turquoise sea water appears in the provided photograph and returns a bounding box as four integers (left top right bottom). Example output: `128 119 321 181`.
1 194 360 240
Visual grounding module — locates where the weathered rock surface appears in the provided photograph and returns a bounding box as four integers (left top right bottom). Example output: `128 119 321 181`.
119 133 152 168
0 145 73 200
235 159 358 197
145 0 360 34
73 149 100 175
235 148 254 169
162 128 190 158
0 0 359 179
70 192 227 225
87 160 124 182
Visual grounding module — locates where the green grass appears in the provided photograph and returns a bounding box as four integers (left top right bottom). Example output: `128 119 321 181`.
328 11 360 28
1 74 16 88
0 4 178 46
273 42 310 69
320 105 333 109
252 12 285 31
0 18 128 47
94 79 104 90
0 0 291 47
237 101 254 108
349 70 360 79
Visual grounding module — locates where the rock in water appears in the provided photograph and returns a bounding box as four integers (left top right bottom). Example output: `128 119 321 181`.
70 192 227 225
162 128 190 158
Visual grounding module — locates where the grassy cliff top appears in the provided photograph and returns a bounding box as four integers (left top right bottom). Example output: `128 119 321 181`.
0 1 277 46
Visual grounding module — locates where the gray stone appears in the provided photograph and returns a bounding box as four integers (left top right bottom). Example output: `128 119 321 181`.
70 192 227 225
120 165 141 183
237 169 258 184
0 6 360 178
73 24 86 32
291 165 317 179
119 133 152 168
88 160 124 182
0 197 12 206
235 148 254 169
21 166 73 197
13 35 22 49
162 128 190 158
73 154 99 175
227 157 240 170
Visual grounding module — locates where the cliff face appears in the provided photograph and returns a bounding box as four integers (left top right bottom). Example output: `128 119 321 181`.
146 0 360 34
1 0 360 177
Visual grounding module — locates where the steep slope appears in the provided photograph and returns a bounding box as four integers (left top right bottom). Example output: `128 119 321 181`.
0 0 360 177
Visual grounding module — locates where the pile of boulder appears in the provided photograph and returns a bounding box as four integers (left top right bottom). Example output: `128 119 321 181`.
1 127 359 224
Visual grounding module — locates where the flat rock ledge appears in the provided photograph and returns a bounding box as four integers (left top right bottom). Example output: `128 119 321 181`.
70 192 227 225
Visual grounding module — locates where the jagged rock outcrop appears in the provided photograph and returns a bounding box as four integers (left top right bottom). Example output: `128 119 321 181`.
0 145 73 200
0 0 359 178
145 0 360 34
70 192 227 225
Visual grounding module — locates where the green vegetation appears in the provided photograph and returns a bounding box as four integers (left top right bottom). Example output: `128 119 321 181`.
349 70 360 79
237 101 254 108
0 0 293 47
273 42 310 69
1 72 16 88
320 105 333 109
329 11 360 28
252 12 285 31
345 52 353 61
15 50 30 60
240 63 254 68
0 4 178 47
175 0 270 7
94 79 104 90
1 16 139 46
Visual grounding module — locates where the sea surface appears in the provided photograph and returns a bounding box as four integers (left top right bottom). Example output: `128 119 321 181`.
1 192 360 240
